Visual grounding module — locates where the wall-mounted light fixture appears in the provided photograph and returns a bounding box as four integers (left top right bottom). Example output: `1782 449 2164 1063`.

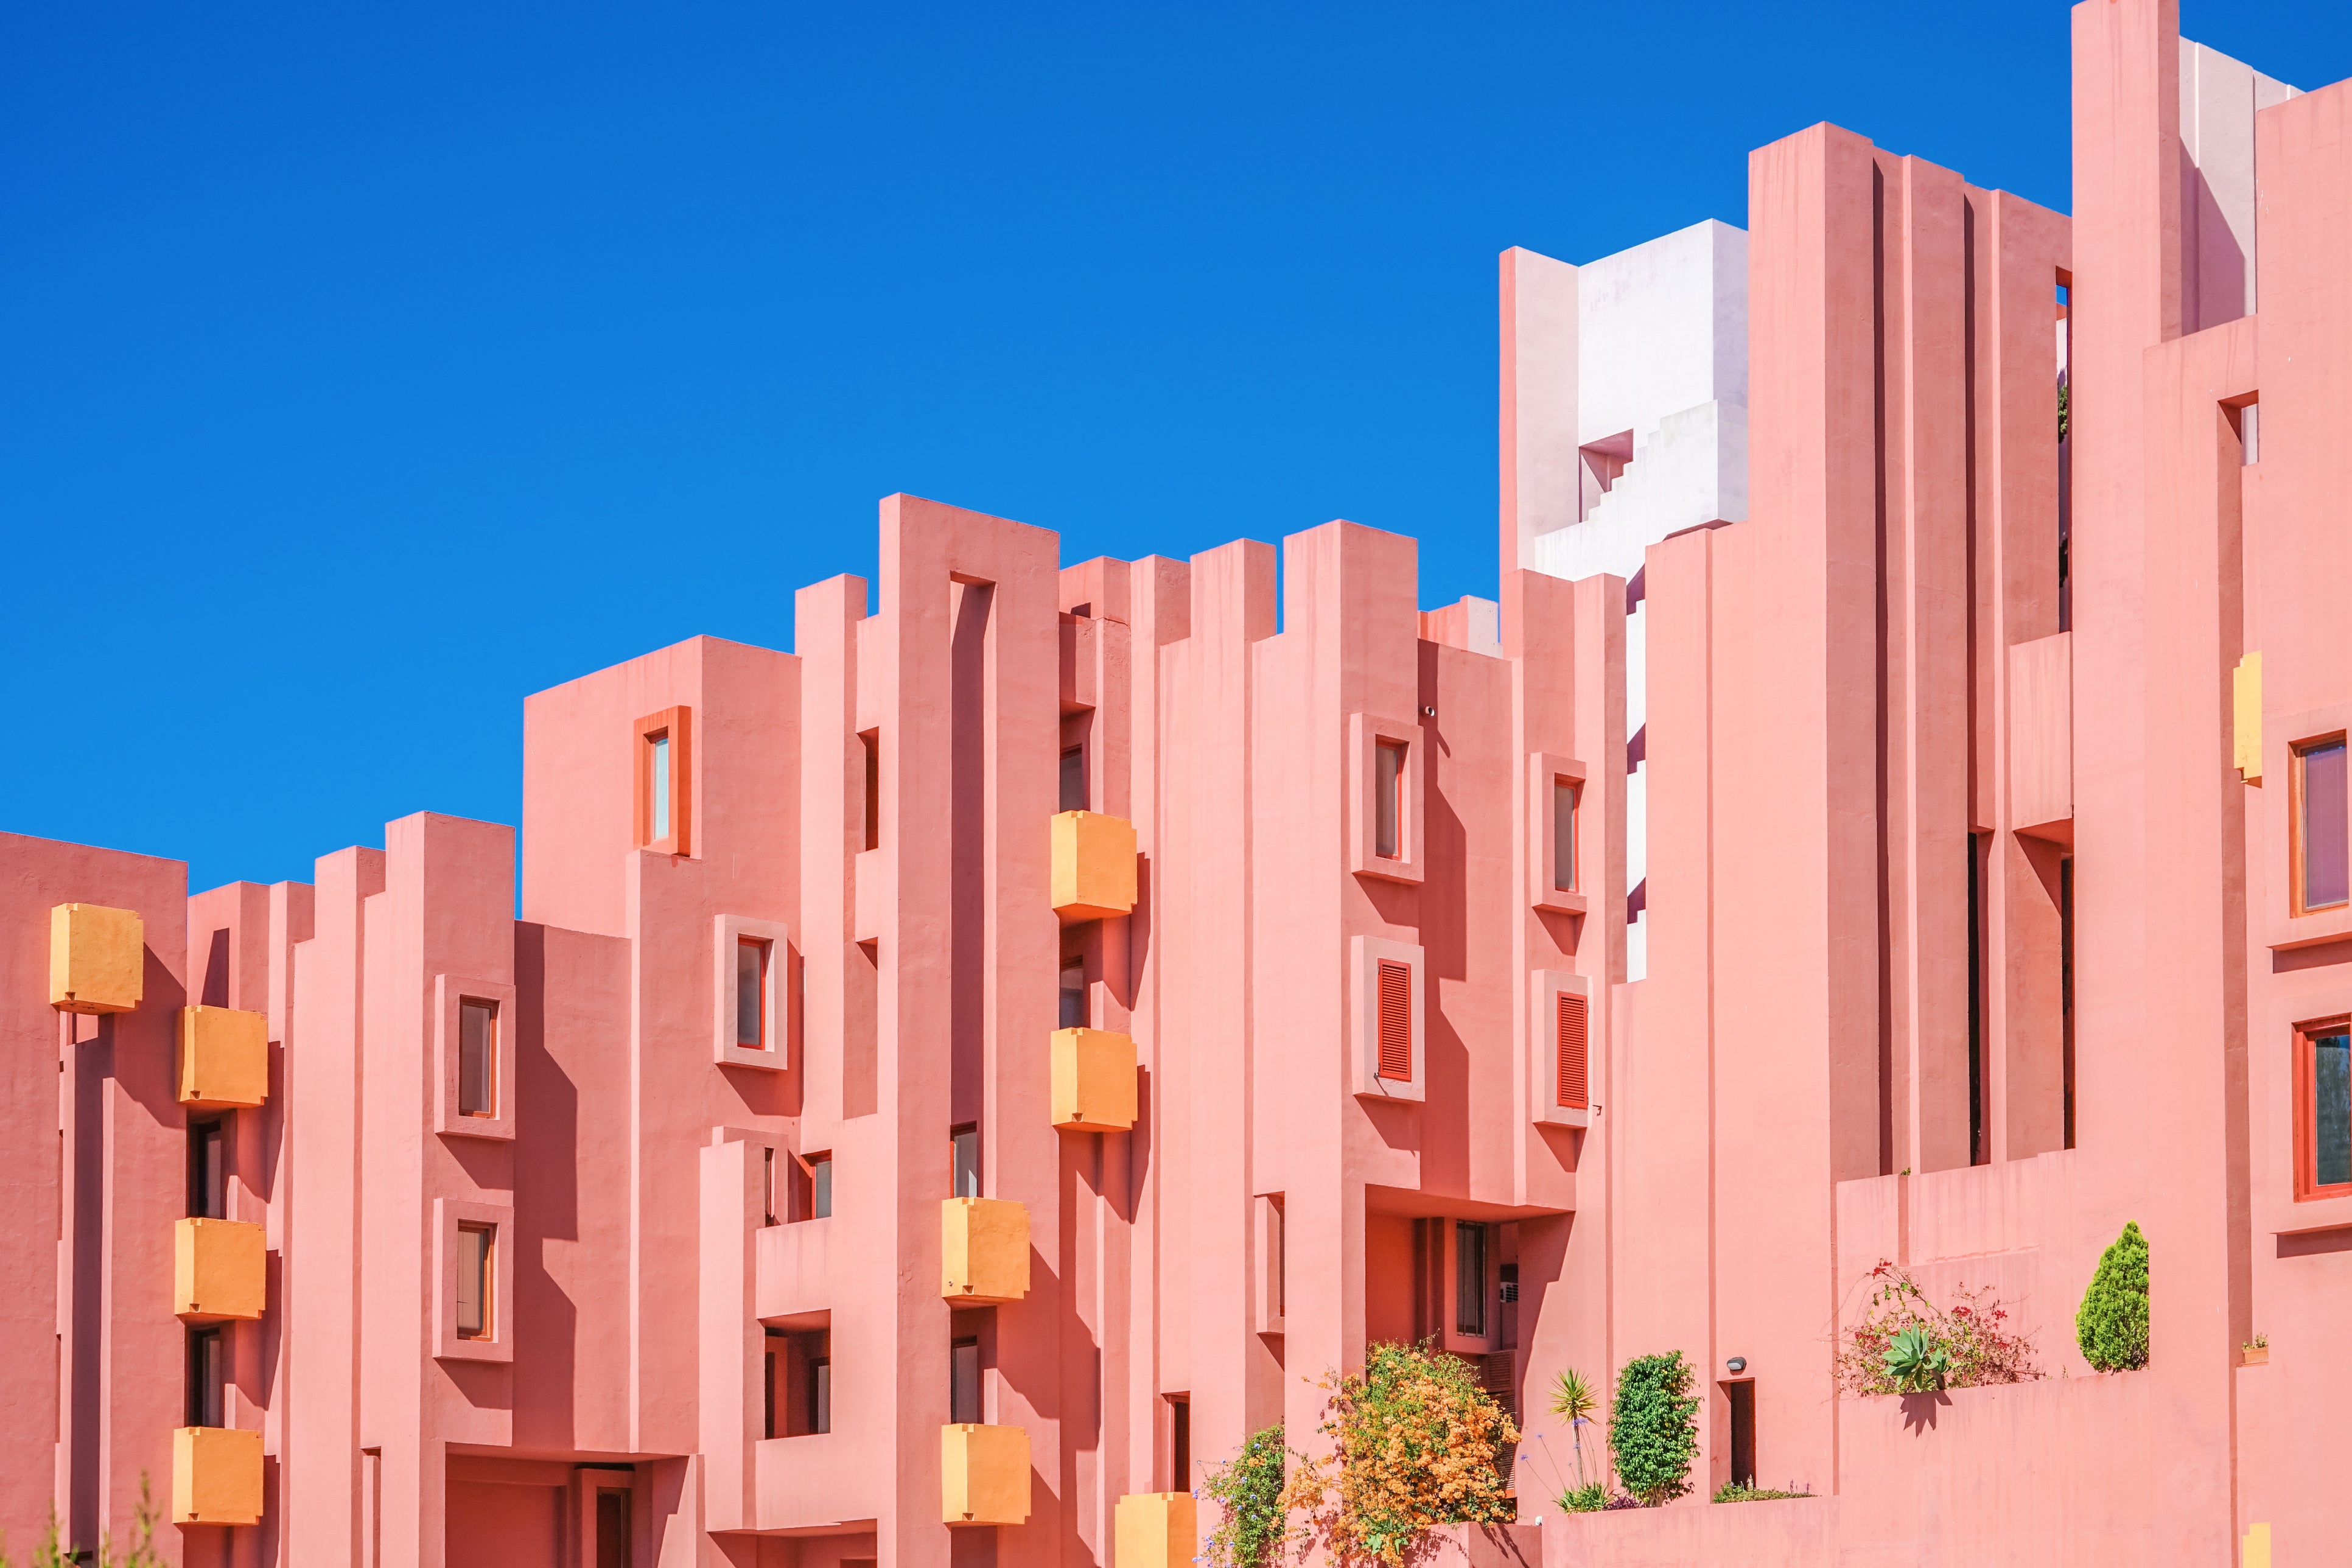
1725 1356 1748 1374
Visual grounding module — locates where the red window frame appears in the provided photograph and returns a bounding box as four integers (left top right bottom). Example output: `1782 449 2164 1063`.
2294 1014 2352 1201
635 705 693 855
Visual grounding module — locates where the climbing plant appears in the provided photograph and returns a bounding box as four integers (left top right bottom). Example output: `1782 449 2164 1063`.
1608 1351 1700 1507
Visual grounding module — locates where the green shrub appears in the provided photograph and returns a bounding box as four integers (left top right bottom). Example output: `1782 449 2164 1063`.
1608 1352 1699 1507
1199 1423 1287 1566
2077 1220 2151 1371
1712 1482 1815 1503
1558 1481 1609 1513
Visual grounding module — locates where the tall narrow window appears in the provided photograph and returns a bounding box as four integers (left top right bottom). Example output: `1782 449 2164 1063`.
1454 1221 1488 1337
2299 1022 2352 1199
651 735 672 841
188 1118 226 1219
1375 742 1406 859
1556 992 1588 1112
456 1223 495 1340
1272 1200 1286 1320
2061 855 2076 1150
1376 961 1413 1081
1169 1396 1191 1491
950 1337 982 1424
861 731 881 852
809 1154 833 1219
737 939 770 1049
186 1326 225 1428
762 1148 778 1227
458 999 497 1118
809 1356 833 1435
2295 737 2350 913
1552 778 1579 892
1060 747 1088 813
1059 959 1087 1030
951 1125 981 1198
1968 831 1987 1166
764 1336 780 1438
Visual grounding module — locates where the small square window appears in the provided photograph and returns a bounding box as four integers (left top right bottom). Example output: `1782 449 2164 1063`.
458 999 498 1118
456 1223 495 1340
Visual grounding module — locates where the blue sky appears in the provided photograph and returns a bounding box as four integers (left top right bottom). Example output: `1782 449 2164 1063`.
5 2 2347 894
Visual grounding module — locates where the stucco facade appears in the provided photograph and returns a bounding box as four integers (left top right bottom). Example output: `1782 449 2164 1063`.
6 4 2350 1565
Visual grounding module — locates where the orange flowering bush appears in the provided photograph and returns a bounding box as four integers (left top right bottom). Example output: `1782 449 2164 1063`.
1279 1342 1519 1566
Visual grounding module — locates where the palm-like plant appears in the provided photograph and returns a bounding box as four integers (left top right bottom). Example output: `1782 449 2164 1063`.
1549 1367 1600 1489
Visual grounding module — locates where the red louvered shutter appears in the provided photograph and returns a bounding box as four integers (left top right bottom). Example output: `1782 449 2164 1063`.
1556 991 1588 1110
1377 961 1414 1080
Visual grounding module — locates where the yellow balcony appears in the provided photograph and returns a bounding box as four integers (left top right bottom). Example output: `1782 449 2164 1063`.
1115 1492 1199 1567
178 1006 269 1110
1051 811 1136 921
941 1197 1029 1304
941 1423 1030 1526
173 1426 262 1525
49 903 143 1015
175 1217 266 1322
1052 1027 1136 1133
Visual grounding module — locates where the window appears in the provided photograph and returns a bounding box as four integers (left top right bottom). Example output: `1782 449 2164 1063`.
810 1154 833 1219
186 1326 225 1428
188 1118 226 1219
950 1337 983 1424
1455 1221 1488 1338
1726 1380 1756 1489
595 1490 629 1568
458 999 497 1118
1060 746 1088 813
1169 1395 1191 1491
861 731 881 852
1552 778 1579 892
762 1148 778 1227
1059 959 1087 1030
737 939 771 1049
1377 961 1413 1081
636 707 692 854
809 1357 832 1435
456 1223 495 1340
1556 992 1589 1112
2297 1020 2352 1200
1376 742 1407 859
951 1125 981 1198
2295 737 2350 914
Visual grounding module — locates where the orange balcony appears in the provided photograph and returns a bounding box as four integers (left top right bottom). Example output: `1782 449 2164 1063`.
940 1197 1029 1305
49 903 143 1015
175 1217 266 1322
178 1006 269 1110
1050 811 1136 921
173 1426 263 1525
1115 1492 1199 1567
1051 1027 1136 1133
941 1423 1031 1526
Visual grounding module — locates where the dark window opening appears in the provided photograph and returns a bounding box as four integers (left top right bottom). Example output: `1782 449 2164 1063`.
1552 779 1579 892
951 1125 981 1198
1968 831 1987 1166
809 1357 832 1435
1726 1381 1756 1489
595 1488 629 1568
458 998 497 1118
2302 1023 2352 1198
1060 746 1088 813
861 732 881 853
186 1326 225 1429
2061 855 2076 1150
188 1118 226 1219
1059 959 1087 1030
1170 1396 1191 1492
1455 1221 1488 1338
737 939 769 1049
1375 742 1405 859
950 1337 983 1424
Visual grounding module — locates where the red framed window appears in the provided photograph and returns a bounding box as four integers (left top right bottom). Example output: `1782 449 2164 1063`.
2294 736 2350 915
1556 992 1589 1111
635 705 693 855
737 939 771 1049
2296 1017 2352 1200
1377 960 1413 1080
1375 742 1407 859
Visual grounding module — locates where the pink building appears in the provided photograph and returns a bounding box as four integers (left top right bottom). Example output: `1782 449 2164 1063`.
7 4 2350 1563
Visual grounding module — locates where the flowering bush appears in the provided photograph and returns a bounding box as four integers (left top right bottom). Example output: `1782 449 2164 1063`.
1198 1423 1287 1567
1836 1260 2040 1396
1280 1342 1519 1565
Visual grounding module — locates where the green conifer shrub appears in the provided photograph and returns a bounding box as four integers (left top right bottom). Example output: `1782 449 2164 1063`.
2076 1220 2151 1372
